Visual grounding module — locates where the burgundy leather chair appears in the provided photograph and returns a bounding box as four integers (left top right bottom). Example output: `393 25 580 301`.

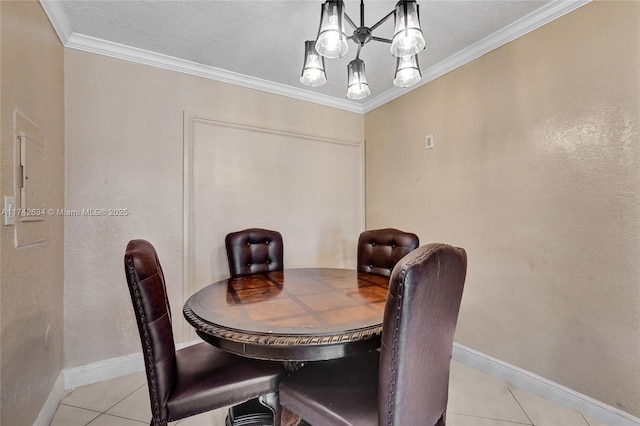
124 239 285 426
357 228 419 276
279 243 467 426
225 228 283 278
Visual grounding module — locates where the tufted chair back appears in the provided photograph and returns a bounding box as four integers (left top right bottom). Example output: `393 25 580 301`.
124 239 176 423
225 228 284 278
357 228 419 276
379 243 467 425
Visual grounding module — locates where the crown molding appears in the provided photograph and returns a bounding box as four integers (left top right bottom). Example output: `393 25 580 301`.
64 33 365 114
39 1 363 113
362 0 593 113
39 0 73 44
41 0 591 115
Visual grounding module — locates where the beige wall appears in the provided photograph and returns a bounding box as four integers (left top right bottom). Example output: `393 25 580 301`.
0 1 65 424
365 1 639 417
63 49 364 368
4 0 636 421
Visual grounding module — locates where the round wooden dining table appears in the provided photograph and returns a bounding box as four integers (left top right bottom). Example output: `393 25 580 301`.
183 268 390 363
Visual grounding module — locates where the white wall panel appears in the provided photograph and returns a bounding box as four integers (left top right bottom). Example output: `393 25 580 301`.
184 114 364 298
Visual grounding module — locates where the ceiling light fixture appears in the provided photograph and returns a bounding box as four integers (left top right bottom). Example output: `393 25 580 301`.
300 0 426 99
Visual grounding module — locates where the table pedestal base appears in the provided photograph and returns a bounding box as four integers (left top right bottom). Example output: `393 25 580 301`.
225 400 312 426
225 398 272 426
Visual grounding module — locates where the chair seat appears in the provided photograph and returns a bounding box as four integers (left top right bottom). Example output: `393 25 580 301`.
167 343 284 421
279 352 379 426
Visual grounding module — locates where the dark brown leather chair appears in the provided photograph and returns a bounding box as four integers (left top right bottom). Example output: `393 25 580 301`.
124 239 284 426
279 243 467 426
357 228 419 276
225 228 283 278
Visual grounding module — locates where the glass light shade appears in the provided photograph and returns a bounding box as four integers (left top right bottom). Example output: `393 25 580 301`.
346 58 371 99
300 40 327 87
393 54 421 87
315 0 348 59
391 0 426 58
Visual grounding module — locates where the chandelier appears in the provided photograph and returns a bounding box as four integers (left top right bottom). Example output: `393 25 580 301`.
300 0 426 100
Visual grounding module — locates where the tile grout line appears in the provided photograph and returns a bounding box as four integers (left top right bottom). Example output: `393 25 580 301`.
101 381 148 414
57 403 102 414
51 403 102 426
447 412 534 425
95 382 150 424
582 413 595 426
85 412 148 425
61 381 148 425
507 385 535 426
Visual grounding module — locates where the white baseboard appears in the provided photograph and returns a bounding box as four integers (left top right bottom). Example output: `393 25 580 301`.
63 351 145 391
39 342 638 426
452 343 640 426
63 341 198 391
34 371 65 426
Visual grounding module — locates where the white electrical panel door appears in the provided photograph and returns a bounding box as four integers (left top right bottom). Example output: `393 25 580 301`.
19 134 46 222
14 111 46 246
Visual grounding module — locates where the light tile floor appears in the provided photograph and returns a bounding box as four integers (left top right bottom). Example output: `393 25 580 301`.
51 361 609 426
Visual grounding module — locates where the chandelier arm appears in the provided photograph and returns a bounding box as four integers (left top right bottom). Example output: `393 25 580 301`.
369 9 394 33
303 0 425 98
371 36 392 44
344 12 358 31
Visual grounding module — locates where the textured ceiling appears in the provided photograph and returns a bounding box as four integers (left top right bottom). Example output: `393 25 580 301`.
46 0 587 111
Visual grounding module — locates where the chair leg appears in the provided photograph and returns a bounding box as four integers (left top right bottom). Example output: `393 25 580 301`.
259 392 281 426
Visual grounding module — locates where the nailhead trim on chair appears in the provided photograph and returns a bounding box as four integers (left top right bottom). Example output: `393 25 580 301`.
385 243 445 426
126 257 164 426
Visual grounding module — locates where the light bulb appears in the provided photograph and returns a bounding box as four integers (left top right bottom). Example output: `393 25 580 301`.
315 1 348 58
393 55 421 87
391 1 425 58
300 40 327 87
346 59 371 99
